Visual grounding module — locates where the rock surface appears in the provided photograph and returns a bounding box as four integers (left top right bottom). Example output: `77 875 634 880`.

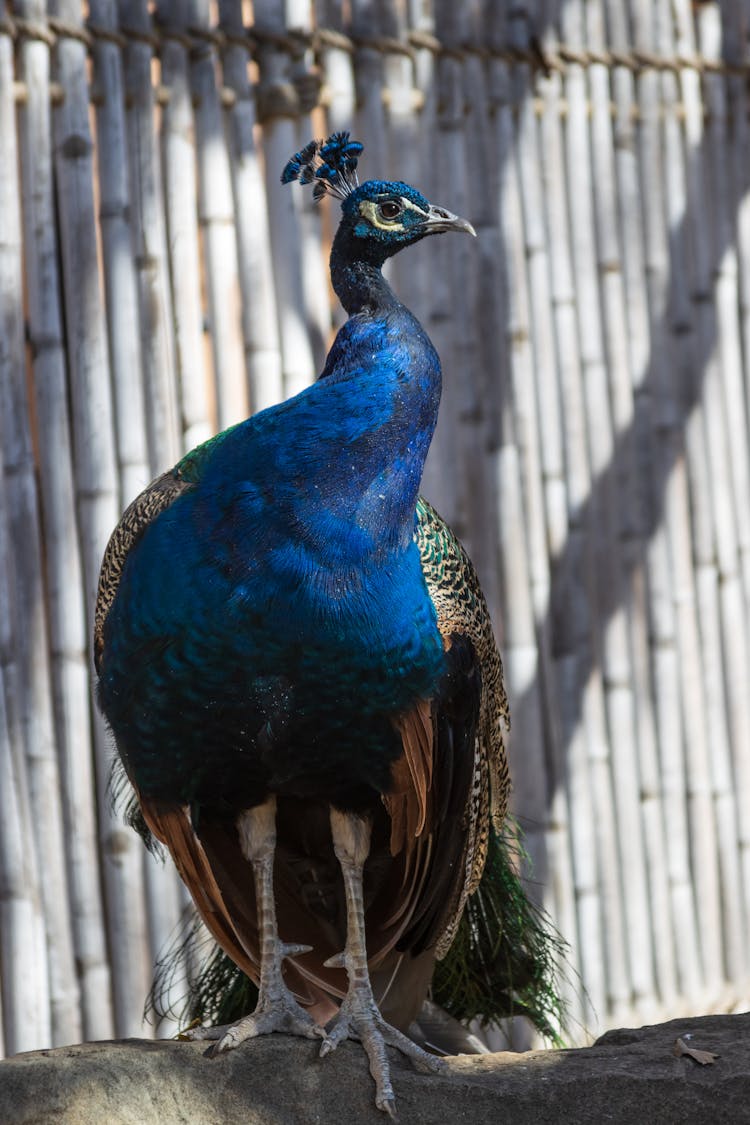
0 1012 746 1124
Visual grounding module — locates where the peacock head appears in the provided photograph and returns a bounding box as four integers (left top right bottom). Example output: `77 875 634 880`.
281 132 475 264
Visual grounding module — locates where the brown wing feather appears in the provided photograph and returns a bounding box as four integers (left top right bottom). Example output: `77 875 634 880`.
140 796 341 1023
385 698 434 852
139 798 259 982
94 471 191 672
413 497 511 957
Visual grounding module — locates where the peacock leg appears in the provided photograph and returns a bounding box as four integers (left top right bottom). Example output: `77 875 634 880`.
193 796 322 1051
320 808 443 1116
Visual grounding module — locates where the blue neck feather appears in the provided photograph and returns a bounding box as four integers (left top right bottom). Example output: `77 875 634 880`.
330 224 398 315
202 225 441 567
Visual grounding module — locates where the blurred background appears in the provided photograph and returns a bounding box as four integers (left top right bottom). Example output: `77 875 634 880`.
0 0 749 1056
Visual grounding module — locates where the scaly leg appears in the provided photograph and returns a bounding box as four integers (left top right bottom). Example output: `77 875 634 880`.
185 796 322 1050
320 808 443 1116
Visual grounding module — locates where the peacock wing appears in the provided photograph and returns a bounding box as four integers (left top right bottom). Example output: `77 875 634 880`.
94 472 191 673
382 498 511 962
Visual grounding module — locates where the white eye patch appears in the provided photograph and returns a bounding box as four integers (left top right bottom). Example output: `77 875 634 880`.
357 197 428 230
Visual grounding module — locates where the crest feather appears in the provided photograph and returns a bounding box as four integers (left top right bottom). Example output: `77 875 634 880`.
281 131 363 202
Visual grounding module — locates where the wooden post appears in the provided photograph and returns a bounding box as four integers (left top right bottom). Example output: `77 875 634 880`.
188 0 249 429
14 0 115 1046
253 0 317 398
89 0 151 505
50 0 152 1036
0 457 51 1052
158 0 213 449
0 0 82 1050
218 0 284 413
118 0 181 470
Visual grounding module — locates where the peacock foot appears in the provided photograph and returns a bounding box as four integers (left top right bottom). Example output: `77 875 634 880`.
320 974 444 1117
212 998 322 1053
182 940 324 1052
222 942 324 1052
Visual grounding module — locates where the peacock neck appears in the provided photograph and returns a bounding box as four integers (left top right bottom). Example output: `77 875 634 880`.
330 229 398 315
202 238 442 566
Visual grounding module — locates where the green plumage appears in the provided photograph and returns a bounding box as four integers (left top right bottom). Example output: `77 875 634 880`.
432 825 566 1041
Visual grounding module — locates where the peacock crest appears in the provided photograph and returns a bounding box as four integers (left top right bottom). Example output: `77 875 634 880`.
281 131 363 201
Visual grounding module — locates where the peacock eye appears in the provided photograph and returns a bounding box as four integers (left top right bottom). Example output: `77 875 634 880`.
378 200 402 221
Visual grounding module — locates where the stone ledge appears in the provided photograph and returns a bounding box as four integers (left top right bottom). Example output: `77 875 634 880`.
1 1011 746 1124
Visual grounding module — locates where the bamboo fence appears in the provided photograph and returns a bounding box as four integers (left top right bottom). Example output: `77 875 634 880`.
0 0 748 1054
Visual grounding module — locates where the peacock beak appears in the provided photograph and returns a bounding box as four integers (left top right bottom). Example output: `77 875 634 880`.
420 204 476 237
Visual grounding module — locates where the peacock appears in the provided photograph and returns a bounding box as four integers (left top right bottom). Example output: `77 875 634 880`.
95 133 561 1114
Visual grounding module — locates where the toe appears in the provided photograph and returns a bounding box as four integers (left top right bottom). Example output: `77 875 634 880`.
376 1093 397 1118
180 1025 230 1043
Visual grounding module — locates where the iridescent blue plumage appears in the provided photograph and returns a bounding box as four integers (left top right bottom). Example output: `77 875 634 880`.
101 216 446 811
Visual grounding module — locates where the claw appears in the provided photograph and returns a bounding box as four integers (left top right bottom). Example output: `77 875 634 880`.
179 1022 225 1042
280 942 313 958
379 1094 397 1119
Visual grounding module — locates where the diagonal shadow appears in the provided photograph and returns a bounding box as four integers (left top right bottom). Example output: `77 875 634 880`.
468 2 750 1031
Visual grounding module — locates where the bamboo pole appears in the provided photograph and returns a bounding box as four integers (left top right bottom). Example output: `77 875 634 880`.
89 41 182 1038
253 0 317 398
586 0 662 1022
402 2 450 513
456 13 509 623
158 0 213 449
312 0 356 343
531 44 588 1035
605 0 679 1016
49 0 152 1036
514 72 565 562
733 11 750 627
118 0 181 470
552 1 633 1025
429 2 484 553
493 7 559 892
91 0 185 1037
504 42 582 1027
724 3 750 972
0 0 84 1049
14 0 114 1046
287 0 331 376
187 0 249 429
89 0 151 505
314 0 356 138
0 447 51 1053
218 0 284 413
0 676 49 1053
629 0 706 1005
